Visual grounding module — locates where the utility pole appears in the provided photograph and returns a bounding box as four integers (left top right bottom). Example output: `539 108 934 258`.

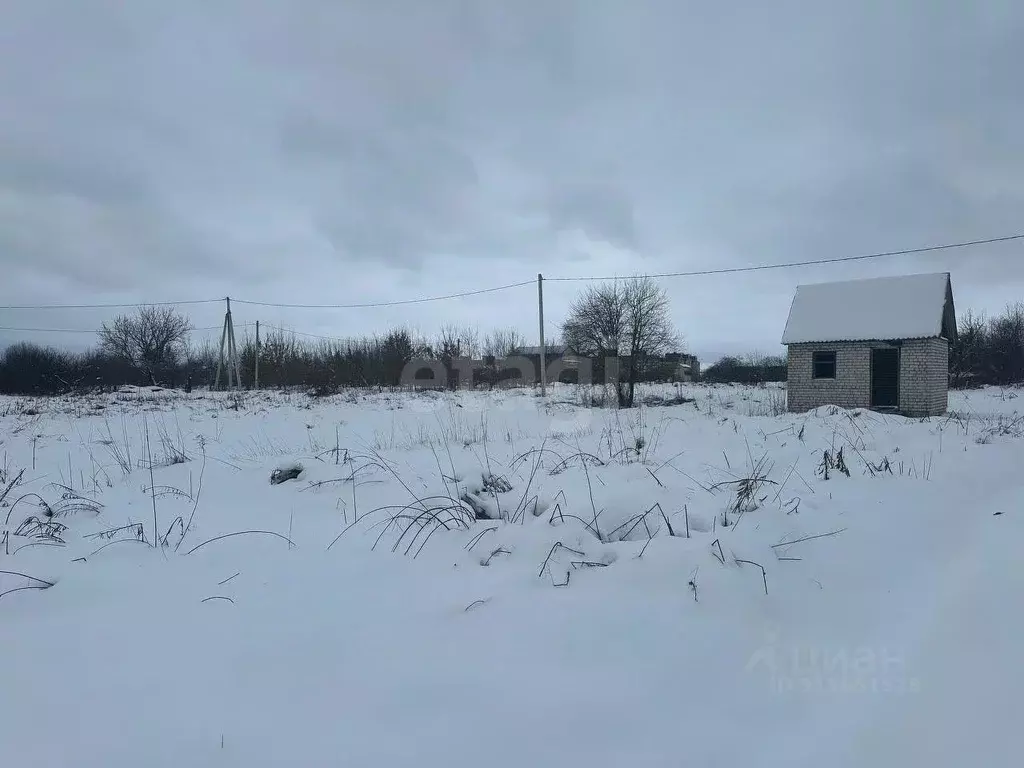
214 303 227 390
214 296 241 390
538 273 547 397
254 320 260 390
229 298 241 388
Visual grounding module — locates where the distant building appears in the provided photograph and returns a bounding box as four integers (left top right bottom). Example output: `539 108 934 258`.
781 272 957 417
517 345 581 373
662 352 700 382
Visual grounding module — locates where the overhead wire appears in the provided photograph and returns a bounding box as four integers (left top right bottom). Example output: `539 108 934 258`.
230 280 536 309
0 324 246 335
543 234 1024 282
0 298 224 310
0 233 1019 325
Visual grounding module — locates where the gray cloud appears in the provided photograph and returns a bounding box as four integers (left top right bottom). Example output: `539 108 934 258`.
282 115 482 266
545 183 637 249
1 0 1022 361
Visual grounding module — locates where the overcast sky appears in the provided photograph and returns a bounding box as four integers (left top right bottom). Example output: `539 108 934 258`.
1 1 1022 363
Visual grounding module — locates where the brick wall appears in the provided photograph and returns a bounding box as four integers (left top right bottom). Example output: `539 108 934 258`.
786 338 949 416
786 342 871 412
899 337 948 417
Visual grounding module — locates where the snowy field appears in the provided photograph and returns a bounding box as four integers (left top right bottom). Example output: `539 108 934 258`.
2 382 1022 767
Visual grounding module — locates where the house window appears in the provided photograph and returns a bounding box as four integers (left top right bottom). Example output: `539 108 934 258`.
812 351 836 380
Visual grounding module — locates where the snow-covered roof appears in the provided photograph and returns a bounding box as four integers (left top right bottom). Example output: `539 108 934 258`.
781 272 955 344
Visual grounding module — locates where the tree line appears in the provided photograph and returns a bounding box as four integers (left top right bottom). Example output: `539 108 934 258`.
0 317 533 397
701 353 787 385
4 287 1019 400
697 302 1024 388
948 303 1024 387
0 277 687 404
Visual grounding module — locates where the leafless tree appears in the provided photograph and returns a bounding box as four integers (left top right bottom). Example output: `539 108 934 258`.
461 326 482 360
950 310 986 387
621 278 681 406
483 327 526 360
436 325 481 362
986 302 1024 385
434 324 482 389
562 277 680 406
562 282 627 358
479 327 526 389
98 306 193 386
436 324 464 366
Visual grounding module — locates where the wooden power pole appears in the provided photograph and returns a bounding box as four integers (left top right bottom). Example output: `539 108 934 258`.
538 273 547 397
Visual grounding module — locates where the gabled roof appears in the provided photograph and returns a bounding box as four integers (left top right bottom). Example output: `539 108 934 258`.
781 272 957 344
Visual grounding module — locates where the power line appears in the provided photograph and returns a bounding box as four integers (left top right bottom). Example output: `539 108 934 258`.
0 326 96 334
0 298 223 311
0 233 1019 315
257 324 346 341
545 233 1024 282
258 324 424 344
232 280 535 309
0 324 243 335
223 232 1024 302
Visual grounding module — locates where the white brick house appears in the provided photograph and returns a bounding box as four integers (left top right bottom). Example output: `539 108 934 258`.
781 272 957 417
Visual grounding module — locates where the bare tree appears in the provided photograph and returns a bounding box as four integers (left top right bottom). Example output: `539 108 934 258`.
98 306 193 386
436 324 481 389
436 324 463 366
562 277 679 407
950 309 987 387
562 282 627 358
182 337 217 389
621 278 680 406
480 327 526 389
483 327 526 360
562 282 627 403
462 326 482 361
986 302 1024 385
